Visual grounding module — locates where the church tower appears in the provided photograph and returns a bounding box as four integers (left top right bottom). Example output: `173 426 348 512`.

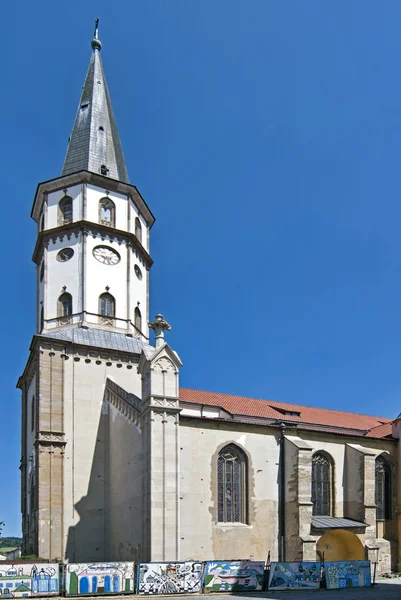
17 24 182 562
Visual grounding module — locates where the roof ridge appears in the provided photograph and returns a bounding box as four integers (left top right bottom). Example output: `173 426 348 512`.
179 387 392 422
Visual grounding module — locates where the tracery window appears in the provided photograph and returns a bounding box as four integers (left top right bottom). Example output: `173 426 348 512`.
312 452 334 516
217 444 247 523
99 292 115 325
134 307 142 332
376 455 391 520
135 217 142 244
99 197 115 227
58 196 73 225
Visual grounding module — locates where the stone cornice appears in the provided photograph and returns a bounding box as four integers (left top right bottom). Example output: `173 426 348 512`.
32 220 153 267
31 170 155 227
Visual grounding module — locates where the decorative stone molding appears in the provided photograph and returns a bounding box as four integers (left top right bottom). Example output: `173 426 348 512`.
36 431 66 446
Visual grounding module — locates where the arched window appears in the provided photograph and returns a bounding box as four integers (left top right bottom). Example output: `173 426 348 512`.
135 217 142 244
58 196 73 225
40 306 44 332
99 293 115 325
217 444 247 523
58 292 72 320
99 197 115 227
376 455 391 520
134 307 142 332
312 452 334 516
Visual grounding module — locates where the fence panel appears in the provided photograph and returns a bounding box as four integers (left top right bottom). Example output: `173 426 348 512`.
204 561 265 593
0 562 60 597
137 562 203 595
324 560 371 589
268 562 321 591
64 562 135 596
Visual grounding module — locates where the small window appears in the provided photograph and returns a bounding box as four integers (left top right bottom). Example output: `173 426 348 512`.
40 306 44 332
58 292 72 317
134 307 142 332
135 217 142 244
99 197 115 227
40 214 45 231
312 452 334 516
134 264 142 280
31 396 35 432
40 262 44 282
376 455 391 520
100 165 109 176
217 444 248 523
58 196 73 225
99 292 115 325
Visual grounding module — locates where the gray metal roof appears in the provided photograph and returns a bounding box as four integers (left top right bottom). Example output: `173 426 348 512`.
62 40 129 183
40 328 153 355
312 516 367 529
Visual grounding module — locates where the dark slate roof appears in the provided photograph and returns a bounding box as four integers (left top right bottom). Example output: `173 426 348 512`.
62 42 129 183
39 328 152 355
311 516 367 529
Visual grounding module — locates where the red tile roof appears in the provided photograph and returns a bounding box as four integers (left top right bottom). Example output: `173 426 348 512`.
179 388 394 439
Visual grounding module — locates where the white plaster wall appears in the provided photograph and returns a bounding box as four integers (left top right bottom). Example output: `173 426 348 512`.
129 201 149 253
129 250 148 336
46 185 82 229
179 421 280 561
61 355 142 561
86 185 128 230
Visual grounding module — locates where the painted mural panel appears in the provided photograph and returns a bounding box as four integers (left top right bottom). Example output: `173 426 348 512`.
0 563 59 597
64 563 135 596
324 560 371 589
268 562 321 591
204 561 265 593
137 562 203 595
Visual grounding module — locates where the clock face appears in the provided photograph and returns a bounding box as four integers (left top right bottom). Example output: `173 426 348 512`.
57 247 74 262
93 245 120 265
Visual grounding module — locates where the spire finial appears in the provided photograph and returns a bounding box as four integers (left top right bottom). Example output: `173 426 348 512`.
91 17 102 51
149 314 171 348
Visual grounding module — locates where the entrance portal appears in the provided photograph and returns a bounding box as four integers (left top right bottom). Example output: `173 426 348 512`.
317 529 365 562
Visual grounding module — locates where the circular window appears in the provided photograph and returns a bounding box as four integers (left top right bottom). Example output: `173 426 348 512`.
93 245 121 265
134 264 143 280
57 248 74 262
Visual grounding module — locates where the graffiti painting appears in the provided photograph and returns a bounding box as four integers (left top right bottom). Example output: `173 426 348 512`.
0 563 59 597
268 562 321 591
204 561 265 593
137 562 203 595
324 560 371 589
64 563 135 596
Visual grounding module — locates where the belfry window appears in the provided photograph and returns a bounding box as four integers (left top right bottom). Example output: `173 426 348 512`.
99 197 115 227
376 455 391 520
58 293 72 317
134 307 142 332
100 164 109 176
58 196 73 225
135 217 142 244
99 293 115 325
217 444 247 523
312 452 334 516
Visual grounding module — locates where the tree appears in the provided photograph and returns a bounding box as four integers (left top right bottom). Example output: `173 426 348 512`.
0 522 4 537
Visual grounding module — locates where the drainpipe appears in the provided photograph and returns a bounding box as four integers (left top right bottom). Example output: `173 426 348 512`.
279 423 286 562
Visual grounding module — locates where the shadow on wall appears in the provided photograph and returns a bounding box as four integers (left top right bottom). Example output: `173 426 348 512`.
65 388 143 562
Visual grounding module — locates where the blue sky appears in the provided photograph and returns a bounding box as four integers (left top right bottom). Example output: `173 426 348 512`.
2 1 401 536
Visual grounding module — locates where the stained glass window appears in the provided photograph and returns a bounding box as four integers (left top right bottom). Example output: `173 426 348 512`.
376 455 391 520
217 444 247 523
312 452 333 516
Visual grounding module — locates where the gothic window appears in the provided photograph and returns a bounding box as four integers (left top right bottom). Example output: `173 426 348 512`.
135 217 142 244
312 452 334 516
134 307 142 331
58 196 73 225
99 293 115 325
217 444 247 523
58 293 72 317
376 455 391 520
99 197 115 227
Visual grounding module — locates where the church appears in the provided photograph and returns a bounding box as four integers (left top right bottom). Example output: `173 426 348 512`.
18 26 400 574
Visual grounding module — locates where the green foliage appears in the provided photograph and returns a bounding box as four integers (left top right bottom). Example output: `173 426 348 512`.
0 537 23 548
0 523 4 537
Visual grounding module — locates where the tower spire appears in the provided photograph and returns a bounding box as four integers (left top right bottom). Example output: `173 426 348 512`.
62 20 129 182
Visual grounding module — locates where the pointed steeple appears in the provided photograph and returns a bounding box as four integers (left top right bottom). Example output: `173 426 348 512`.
62 20 129 183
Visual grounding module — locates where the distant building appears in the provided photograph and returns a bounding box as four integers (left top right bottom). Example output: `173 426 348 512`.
18 23 400 574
